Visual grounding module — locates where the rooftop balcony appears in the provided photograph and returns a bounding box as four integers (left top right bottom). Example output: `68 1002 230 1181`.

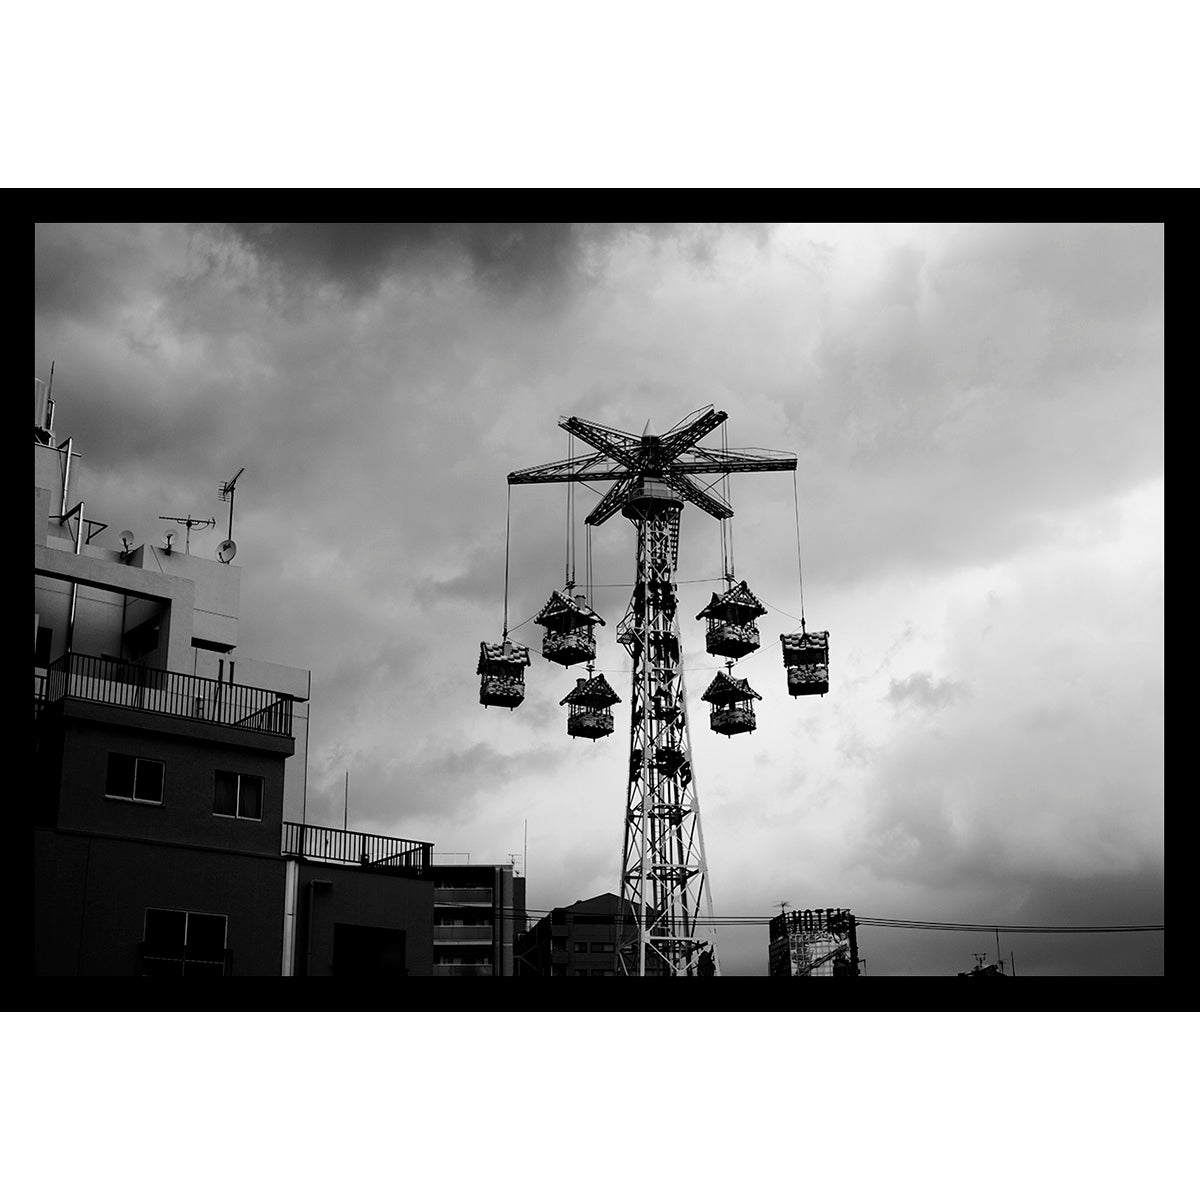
283 821 432 875
42 651 293 738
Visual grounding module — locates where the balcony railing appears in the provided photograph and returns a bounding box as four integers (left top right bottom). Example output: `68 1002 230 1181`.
433 888 493 904
433 925 494 942
43 651 293 738
432 964 494 976
283 821 432 874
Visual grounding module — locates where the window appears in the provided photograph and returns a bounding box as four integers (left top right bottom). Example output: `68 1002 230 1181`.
214 771 263 820
35 625 54 668
591 942 615 953
334 924 407 978
591 969 615 976
573 969 588 976
123 615 160 661
141 908 227 976
105 753 164 805
573 941 588 953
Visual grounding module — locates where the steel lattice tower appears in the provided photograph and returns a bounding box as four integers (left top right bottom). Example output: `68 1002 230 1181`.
509 409 796 976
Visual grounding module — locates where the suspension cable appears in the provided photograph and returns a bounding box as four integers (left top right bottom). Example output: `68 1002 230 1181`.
586 521 594 610
565 431 575 589
792 470 806 633
721 422 734 581
502 483 513 640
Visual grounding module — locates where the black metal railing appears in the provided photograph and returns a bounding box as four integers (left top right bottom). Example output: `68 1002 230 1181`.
432 925 494 942
282 821 432 873
43 651 293 738
433 887 494 904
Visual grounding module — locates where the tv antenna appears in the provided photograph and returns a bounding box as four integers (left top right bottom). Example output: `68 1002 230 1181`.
158 513 216 555
218 467 245 541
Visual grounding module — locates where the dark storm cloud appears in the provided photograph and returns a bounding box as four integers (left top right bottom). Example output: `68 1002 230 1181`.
214 222 774 300
220 222 574 297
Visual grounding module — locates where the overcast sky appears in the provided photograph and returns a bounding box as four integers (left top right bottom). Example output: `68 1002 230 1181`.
34 222 1164 976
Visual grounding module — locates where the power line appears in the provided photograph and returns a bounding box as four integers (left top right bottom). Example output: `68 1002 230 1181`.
498 906 1162 933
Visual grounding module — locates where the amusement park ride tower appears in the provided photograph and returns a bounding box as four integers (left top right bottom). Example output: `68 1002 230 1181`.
508 409 797 977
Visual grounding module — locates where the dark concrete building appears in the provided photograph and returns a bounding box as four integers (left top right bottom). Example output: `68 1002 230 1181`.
516 892 663 976
430 863 525 977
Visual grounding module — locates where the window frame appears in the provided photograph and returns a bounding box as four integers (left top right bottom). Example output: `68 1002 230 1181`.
213 770 265 821
141 907 228 976
104 752 165 806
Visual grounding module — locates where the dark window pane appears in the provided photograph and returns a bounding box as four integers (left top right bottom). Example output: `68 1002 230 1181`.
134 759 164 804
238 776 263 821
214 771 237 816
145 908 186 947
35 626 54 668
106 753 135 798
186 913 227 955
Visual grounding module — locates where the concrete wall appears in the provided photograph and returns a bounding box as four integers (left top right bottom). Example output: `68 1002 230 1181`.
54 706 290 857
35 828 286 976
296 862 434 977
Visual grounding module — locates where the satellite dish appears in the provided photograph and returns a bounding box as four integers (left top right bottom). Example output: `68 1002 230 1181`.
217 538 238 563
119 530 136 553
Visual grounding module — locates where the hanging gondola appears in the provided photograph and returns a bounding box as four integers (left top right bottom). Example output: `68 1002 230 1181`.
700 670 762 736
779 628 829 697
560 670 621 739
534 589 605 666
477 640 531 709
696 579 767 660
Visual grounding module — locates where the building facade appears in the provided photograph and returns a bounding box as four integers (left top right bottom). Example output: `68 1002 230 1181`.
768 908 859 977
429 863 525 977
33 380 514 978
516 892 666 976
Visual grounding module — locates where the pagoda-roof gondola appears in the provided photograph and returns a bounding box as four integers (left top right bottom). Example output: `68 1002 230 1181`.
535 590 605 667
560 671 621 740
779 630 829 697
697 580 768 660
477 640 531 709
701 669 762 737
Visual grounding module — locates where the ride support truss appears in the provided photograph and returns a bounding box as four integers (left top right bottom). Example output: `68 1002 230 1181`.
508 409 797 977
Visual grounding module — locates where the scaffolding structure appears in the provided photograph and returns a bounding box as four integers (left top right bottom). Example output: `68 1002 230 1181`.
509 410 796 976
